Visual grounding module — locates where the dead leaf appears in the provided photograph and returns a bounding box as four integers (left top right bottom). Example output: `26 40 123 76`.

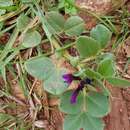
34 120 49 128
123 37 130 58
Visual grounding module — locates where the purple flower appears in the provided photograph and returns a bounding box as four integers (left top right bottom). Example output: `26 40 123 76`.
70 89 80 104
62 73 80 85
70 78 93 104
62 73 93 104
62 74 74 85
70 80 85 104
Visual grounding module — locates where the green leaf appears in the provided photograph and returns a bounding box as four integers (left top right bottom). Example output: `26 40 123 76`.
106 77 130 88
76 36 100 58
46 11 65 34
21 0 32 4
0 0 13 7
65 6 77 15
59 91 83 114
64 16 85 36
85 68 102 79
64 113 104 130
17 14 30 32
97 58 115 77
0 0 13 15
44 69 67 95
0 9 6 15
90 24 112 48
22 30 42 48
0 113 14 123
24 57 55 80
60 91 109 117
94 78 110 96
58 0 65 9
100 53 114 60
58 0 77 15
86 92 110 117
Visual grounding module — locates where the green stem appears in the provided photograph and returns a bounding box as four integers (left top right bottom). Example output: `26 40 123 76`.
0 5 28 22
56 42 75 52
82 88 87 112
0 28 19 61
0 24 16 36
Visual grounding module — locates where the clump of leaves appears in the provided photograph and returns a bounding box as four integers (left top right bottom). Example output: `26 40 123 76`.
23 8 130 130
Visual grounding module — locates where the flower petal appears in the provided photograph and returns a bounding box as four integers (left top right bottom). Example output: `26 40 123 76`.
70 89 80 104
62 74 74 85
70 81 85 104
62 73 81 85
